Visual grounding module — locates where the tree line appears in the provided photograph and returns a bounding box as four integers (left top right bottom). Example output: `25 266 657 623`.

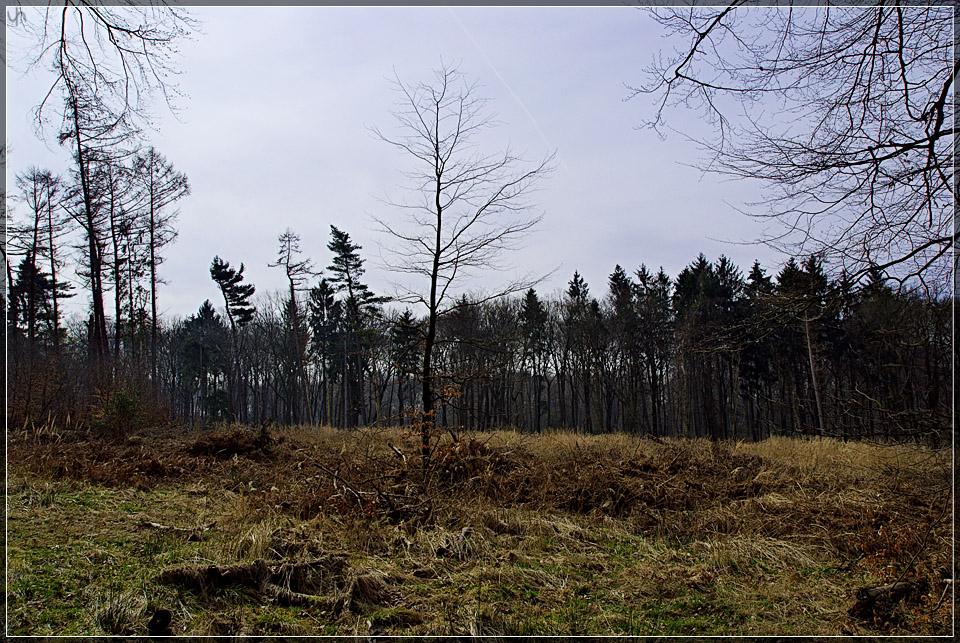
7 220 950 444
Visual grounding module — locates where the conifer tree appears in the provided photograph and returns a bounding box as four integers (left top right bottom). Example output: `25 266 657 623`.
309 279 341 426
389 308 422 426
636 265 673 436
326 225 386 427
182 300 229 422
520 288 549 432
210 256 257 420
211 257 256 329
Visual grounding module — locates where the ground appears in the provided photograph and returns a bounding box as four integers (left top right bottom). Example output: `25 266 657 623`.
5 424 954 636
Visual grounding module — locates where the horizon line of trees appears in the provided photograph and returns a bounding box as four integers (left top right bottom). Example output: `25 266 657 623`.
7 222 951 443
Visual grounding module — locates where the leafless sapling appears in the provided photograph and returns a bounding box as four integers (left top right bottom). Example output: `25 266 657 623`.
372 63 555 464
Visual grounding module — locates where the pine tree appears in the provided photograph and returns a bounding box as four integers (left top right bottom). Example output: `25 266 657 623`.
607 266 640 432
326 225 384 316
326 225 386 427
210 256 257 421
742 260 774 440
389 308 422 426
520 288 549 432
567 271 589 303
210 256 256 328
182 300 229 423
11 168 73 353
308 278 342 426
674 254 723 438
636 265 673 436
9 253 55 342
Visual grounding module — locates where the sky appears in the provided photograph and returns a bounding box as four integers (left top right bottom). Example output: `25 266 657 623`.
5 6 785 320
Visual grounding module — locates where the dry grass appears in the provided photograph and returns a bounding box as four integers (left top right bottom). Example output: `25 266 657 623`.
733 434 947 477
6 423 953 636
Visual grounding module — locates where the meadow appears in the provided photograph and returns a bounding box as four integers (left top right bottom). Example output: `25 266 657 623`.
6 424 953 636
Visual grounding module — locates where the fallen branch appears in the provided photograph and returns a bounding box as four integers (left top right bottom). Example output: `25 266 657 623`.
849 579 928 618
387 441 407 463
315 463 369 506
337 573 392 612
156 559 272 594
933 578 954 611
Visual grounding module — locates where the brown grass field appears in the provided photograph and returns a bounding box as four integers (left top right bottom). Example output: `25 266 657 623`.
5 423 955 636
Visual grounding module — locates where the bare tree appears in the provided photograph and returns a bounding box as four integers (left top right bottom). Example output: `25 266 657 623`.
373 63 554 463
21 3 196 135
103 160 135 361
9 4 193 367
632 3 955 291
130 147 189 381
58 94 137 363
1 148 8 350
268 229 316 424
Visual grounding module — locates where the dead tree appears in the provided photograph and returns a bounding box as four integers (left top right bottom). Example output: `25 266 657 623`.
373 63 554 465
18 3 195 367
268 229 316 425
130 147 189 382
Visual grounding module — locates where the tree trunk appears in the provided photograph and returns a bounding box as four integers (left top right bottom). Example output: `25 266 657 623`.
804 316 826 436
46 191 61 355
149 188 159 383
72 98 109 365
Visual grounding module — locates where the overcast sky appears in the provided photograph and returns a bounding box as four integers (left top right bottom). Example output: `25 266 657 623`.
5 6 785 319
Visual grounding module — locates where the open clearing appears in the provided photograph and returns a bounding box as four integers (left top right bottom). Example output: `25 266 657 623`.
6 425 953 636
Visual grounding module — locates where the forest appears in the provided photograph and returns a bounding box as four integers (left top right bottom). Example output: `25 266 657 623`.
4 3 954 637
6 221 952 445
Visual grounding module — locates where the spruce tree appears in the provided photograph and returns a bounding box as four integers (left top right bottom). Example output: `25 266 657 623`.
520 288 549 432
326 226 386 427
309 279 343 426
389 309 422 425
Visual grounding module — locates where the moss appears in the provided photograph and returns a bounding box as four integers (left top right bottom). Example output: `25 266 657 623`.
367 605 425 627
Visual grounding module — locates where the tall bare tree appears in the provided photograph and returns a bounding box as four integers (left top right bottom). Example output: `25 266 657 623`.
12 4 193 366
632 4 955 291
130 147 189 381
102 160 134 361
2 146 9 329
373 63 554 464
59 96 136 363
268 229 316 424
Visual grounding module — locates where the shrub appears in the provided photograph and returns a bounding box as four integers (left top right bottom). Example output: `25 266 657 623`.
89 386 148 439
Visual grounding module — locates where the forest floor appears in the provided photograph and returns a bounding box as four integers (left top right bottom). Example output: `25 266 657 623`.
6 423 954 636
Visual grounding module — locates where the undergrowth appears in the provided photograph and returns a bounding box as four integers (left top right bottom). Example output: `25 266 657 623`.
6 424 953 636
